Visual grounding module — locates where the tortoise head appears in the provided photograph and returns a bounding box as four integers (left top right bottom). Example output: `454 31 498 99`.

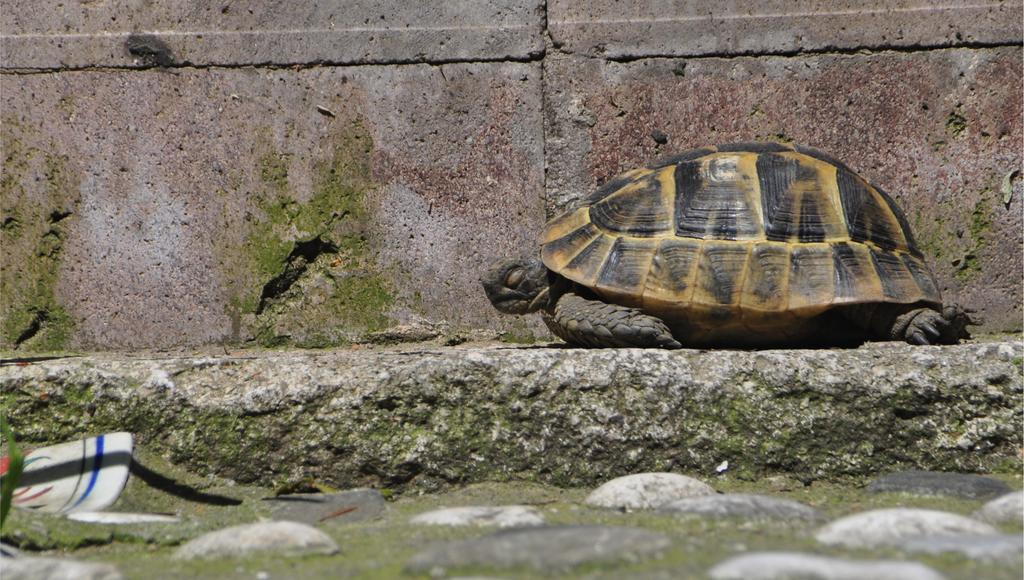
480 256 551 314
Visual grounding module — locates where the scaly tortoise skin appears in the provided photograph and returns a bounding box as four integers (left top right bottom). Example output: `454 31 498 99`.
481 142 970 348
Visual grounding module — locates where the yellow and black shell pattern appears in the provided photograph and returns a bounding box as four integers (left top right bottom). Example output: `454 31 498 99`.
540 142 941 339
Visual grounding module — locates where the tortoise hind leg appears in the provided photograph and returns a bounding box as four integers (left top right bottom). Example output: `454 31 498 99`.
890 304 972 345
843 304 971 345
544 292 682 349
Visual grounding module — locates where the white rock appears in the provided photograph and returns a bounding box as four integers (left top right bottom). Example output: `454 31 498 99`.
815 508 998 549
173 521 339 560
900 533 1024 563
2 557 123 580
585 473 715 510
68 511 180 524
708 552 946 580
972 490 1024 524
410 505 544 527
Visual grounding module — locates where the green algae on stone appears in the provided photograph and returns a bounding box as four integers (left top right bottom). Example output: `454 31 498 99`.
223 119 394 347
0 121 79 351
3 343 1020 496
753 131 794 145
258 151 292 195
500 319 539 344
912 209 948 262
911 192 994 284
953 195 993 281
945 110 968 138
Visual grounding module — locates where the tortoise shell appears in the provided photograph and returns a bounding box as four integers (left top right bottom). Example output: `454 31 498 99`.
540 142 941 341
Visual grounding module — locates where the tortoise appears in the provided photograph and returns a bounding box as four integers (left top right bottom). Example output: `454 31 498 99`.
481 142 970 348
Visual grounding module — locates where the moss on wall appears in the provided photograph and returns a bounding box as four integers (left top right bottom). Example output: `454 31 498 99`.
222 119 394 347
952 196 992 281
0 121 78 352
912 192 994 284
500 319 539 344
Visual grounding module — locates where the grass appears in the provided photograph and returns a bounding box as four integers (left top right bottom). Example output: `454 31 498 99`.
0 414 25 531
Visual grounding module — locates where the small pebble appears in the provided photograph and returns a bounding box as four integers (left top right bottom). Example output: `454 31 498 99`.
2 557 123 580
585 472 715 510
659 493 822 521
972 490 1024 524
866 470 1012 500
173 521 339 560
900 533 1023 563
708 551 945 580
410 505 544 527
404 525 671 572
815 508 998 549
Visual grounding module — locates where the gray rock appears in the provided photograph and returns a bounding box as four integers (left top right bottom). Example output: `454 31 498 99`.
404 525 671 572
900 533 1023 564
410 505 544 527
973 490 1024 524
2 557 123 580
266 489 386 525
585 473 715 510
708 552 946 580
867 470 1013 499
815 508 999 549
659 493 822 521
173 521 339 560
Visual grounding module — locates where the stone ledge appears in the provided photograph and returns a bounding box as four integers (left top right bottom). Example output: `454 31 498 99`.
1 340 1020 490
1 28 544 71
549 1 1023 58
0 0 544 70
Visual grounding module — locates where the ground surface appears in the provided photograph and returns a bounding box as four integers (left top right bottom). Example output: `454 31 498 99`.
2 448 1022 579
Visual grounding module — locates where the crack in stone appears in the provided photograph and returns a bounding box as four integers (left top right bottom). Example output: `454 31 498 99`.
596 39 1023 64
48 209 72 223
13 309 46 349
255 237 339 316
0 51 549 75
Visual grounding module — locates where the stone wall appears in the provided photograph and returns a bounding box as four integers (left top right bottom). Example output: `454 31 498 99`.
2 1 1021 350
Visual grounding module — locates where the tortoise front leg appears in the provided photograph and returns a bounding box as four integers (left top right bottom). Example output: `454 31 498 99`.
544 292 682 349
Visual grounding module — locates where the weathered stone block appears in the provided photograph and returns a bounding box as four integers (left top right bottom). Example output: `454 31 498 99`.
549 0 1023 58
1 1 544 69
1 63 544 350
1 342 1019 489
544 48 1022 332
